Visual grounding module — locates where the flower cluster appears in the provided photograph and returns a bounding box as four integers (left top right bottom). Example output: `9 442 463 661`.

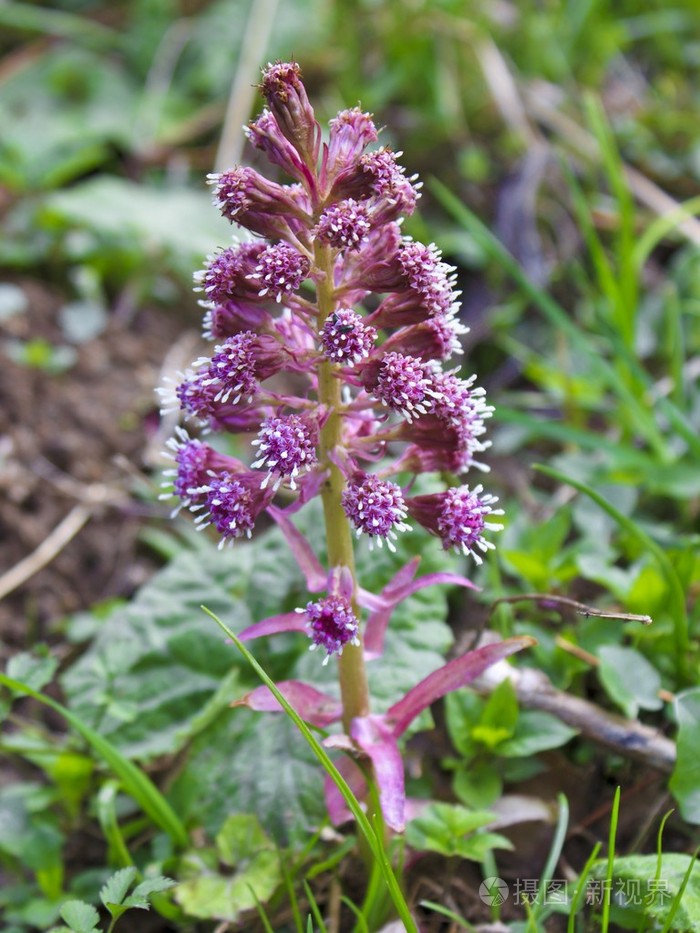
161 59 503 657
160 60 526 837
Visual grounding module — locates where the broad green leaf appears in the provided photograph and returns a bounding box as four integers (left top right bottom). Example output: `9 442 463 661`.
175 816 281 921
445 689 485 759
406 803 512 860
452 762 502 809
497 711 578 757
591 854 700 929
472 679 519 749
61 543 258 760
670 688 700 824
58 901 100 933
597 645 663 719
6 651 58 692
130 877 176 899
169 709 326 847
216 814 274 866
100 866 137 910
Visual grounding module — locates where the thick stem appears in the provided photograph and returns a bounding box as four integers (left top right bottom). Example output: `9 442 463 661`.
314 241 370 733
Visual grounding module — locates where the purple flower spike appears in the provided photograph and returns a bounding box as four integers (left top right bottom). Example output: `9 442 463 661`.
320 308 376 364
406 485 504 564
251 413 318 490
341 472 410 551
300 595 360 663
253 242 311 303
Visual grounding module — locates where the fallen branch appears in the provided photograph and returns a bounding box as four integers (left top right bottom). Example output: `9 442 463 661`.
474 648 676 773
0 505 91 602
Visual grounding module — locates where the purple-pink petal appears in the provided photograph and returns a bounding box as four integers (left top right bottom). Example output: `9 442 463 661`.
387 636 536 737
351 714 406 832
237 611 307 642
233 680 342 727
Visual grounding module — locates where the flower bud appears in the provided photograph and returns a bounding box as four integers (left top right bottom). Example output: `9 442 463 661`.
260 61 321 170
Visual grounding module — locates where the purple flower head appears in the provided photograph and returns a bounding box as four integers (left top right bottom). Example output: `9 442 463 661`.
430 370 492 426
172 369 219 422
406 484 504 563
210 166 300 218
161 429 210 512
361 351 436 422
322 107 379 185
251 413 318 490
194 469 275 547
341 472 411 551
202 332 288 404
320 308 376 364
314 199 371 252
299 594 360 663
161 429 249 513
259 61 320 168
251 242 311 303
329 147 420 216
194 243 266 306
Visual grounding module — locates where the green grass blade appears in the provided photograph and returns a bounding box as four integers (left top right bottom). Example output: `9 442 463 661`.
341 895 370 933
533 464 690 680
250 884 276 933
0 673 189 850
601 786 621 933
303 879 328 933
633 195 700 272
96 781 135 868
568 842 602 933
583 94 638 345
531 793 569 920
203 607 418 933
420 900 476 930
659 845 700 933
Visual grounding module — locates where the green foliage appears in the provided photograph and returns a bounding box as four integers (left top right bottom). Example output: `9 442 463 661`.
47 867 174 933
444 683 577 808
175 815 280 922
670 688 700 824
405 803 512 861
589 854 700 932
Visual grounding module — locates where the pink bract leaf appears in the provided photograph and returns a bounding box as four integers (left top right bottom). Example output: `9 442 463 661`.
351 714 406 832
268 505 326 591
323 755 368 827
387 636 536 737
357 556 421 612
364 567 478 659
232 680 342 727
237 611 306 642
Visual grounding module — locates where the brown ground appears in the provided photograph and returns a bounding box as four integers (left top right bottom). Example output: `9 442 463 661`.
0 278 183 660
